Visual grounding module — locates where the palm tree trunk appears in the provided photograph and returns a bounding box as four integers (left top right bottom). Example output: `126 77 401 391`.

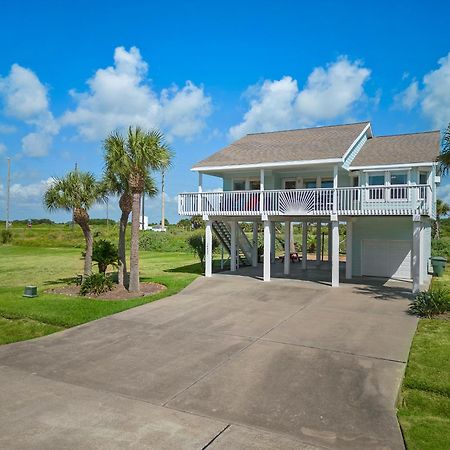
74 208 93 277
118 210 130 287
128 191 141 292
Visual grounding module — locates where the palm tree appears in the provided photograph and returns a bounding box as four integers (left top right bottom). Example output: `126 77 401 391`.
103 133 158 288
44 171 105 276
437 123 450 174
104 127 171 292
435 199 450 239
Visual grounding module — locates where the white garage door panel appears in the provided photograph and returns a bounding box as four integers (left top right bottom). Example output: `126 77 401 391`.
362 240 411 280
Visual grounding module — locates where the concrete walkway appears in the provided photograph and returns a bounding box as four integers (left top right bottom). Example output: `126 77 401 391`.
0 275 417 449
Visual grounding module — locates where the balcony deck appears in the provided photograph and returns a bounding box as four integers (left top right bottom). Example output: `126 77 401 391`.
178 185 434 218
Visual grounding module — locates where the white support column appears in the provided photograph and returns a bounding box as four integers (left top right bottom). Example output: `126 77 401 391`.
331 220 340 287
316 221 321 262
197 172 203 215
328 222 332 262
230 221 237 272
302 221 308 269
284 221 290 275
346 220 352 280
263 220 271 281
205 220 212 277
252 222 258 267
419 220 424 285
270 222 276 263
412 216 421 293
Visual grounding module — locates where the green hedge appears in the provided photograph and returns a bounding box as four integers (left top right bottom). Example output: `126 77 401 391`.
139 229 192 253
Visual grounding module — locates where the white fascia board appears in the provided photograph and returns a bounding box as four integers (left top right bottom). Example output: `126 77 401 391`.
349 162 434 171
341 123 371 160
191 158 343 172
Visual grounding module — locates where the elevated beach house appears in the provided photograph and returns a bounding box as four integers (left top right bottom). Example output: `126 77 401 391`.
178 122 440 292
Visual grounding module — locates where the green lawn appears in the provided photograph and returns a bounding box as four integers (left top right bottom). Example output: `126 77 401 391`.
0 246 201 345
397 282 450 448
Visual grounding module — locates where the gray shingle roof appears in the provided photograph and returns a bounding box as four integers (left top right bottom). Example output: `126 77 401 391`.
350 131 440 167
193 122 370 168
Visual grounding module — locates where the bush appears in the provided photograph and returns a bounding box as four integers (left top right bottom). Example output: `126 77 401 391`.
409 287 450 318
91 239 119 274
187 232 219 270
432 238 450 259
139 229 192 252
79 273 114 296
1 229 13 244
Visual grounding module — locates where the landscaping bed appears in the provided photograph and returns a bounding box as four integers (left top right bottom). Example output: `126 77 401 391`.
48 281 166 300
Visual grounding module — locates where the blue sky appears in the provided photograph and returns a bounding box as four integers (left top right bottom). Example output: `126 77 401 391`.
0 0 449 223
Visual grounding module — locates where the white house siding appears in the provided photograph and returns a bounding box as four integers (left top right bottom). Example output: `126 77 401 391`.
351 217 413 278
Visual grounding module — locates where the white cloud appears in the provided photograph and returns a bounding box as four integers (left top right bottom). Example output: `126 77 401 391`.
0 64 58 156
0 124 16 134
229 56 371 139
422 53 450 129
394 80 419 110
0 177 54 204
0 142 6 154
62 46 212 141
395 53 450 129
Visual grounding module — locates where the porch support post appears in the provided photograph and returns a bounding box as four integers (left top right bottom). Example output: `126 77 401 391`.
263 220 271 281
252 222 258 267
270 222 276 262
328 222 332 262
331 219 340 287
412 215 421 293
316 221 321 262
302 221 308 269
284 220 290 275
419 219 424 285
346 219 353 280
230 221 237 272
205 220 212 277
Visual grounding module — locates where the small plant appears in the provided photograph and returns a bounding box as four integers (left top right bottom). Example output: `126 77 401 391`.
409 287 450 318
91 239 119 274
79 273 113 296
1 229 13 244
187 232 218 271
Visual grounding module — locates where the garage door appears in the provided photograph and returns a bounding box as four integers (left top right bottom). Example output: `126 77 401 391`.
362 240 411 280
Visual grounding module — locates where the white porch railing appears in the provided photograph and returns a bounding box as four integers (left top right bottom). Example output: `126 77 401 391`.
178 185 433 217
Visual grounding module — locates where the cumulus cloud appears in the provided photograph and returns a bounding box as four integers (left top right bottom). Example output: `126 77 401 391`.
0 64 58 156
394 80 419 110
0 177 54 204
62 46 212 141
229 56 371 139
395 53 450 129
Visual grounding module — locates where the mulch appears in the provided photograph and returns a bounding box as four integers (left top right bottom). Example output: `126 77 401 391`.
47 282 166 301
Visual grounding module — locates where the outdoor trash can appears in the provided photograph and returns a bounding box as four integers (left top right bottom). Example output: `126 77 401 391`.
23 286 38 298
430 257 447 277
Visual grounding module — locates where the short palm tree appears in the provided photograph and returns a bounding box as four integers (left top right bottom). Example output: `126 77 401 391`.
437 123 450 174
44 171 105 276
435 198 450 239
103 132 158 288
104 127 171 292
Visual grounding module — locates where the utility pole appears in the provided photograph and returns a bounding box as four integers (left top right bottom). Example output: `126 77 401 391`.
6 157 10 229
161 170 165 231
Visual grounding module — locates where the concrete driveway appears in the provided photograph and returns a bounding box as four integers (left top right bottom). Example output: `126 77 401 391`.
0 275 417 449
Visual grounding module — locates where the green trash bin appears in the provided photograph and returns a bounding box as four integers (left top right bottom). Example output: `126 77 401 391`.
430 257 447 277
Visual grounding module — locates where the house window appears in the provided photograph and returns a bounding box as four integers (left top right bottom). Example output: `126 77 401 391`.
390 172 408 200
249 180 261 190
368 173 385 200
284 180 297 189
321 179 333 188
419 172 429 200
304 180 317 189
233 180 246 191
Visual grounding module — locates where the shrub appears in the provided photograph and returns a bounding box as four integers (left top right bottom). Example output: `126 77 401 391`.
139 229 192 252
91 239 119 274
432 238 450 259
1 229 13 244
409 287 450 318
79 273 114 296
187 232 219 270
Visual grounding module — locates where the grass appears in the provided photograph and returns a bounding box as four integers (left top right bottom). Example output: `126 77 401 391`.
0 245 201 345
397 267 450 449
